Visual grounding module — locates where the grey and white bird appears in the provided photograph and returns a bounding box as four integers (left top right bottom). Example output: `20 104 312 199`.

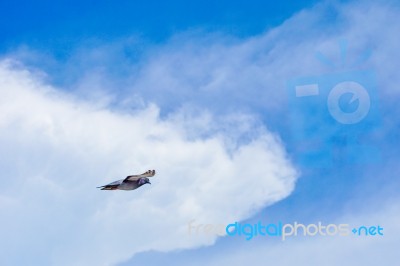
97 170 155 191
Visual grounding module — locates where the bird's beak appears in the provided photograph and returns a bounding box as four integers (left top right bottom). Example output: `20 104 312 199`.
148 181 151 185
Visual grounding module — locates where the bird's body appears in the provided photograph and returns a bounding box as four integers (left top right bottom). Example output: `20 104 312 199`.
97 170 155 191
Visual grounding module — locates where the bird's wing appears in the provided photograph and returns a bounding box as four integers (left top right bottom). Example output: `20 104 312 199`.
123 170 156 182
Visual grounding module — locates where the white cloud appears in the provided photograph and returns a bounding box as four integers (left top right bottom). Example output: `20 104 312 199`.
0 59 297 266
2 1 400 265
118 1 400 265
144 1 400 265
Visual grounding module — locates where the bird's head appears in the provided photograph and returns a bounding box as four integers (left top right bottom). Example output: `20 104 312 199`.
138 177 151 186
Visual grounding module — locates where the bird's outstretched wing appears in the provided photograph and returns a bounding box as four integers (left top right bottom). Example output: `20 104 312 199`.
124 170 156 182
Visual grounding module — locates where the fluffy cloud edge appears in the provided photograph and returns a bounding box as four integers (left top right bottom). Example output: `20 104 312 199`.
0 59 298 266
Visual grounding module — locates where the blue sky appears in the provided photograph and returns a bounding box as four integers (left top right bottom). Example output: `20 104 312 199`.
0 0 399 265
0 0 320 48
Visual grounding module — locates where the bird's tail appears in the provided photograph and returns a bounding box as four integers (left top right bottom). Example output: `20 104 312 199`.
97 185 118 190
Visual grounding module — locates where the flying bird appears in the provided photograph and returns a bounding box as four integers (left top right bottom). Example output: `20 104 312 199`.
97 170 155 191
